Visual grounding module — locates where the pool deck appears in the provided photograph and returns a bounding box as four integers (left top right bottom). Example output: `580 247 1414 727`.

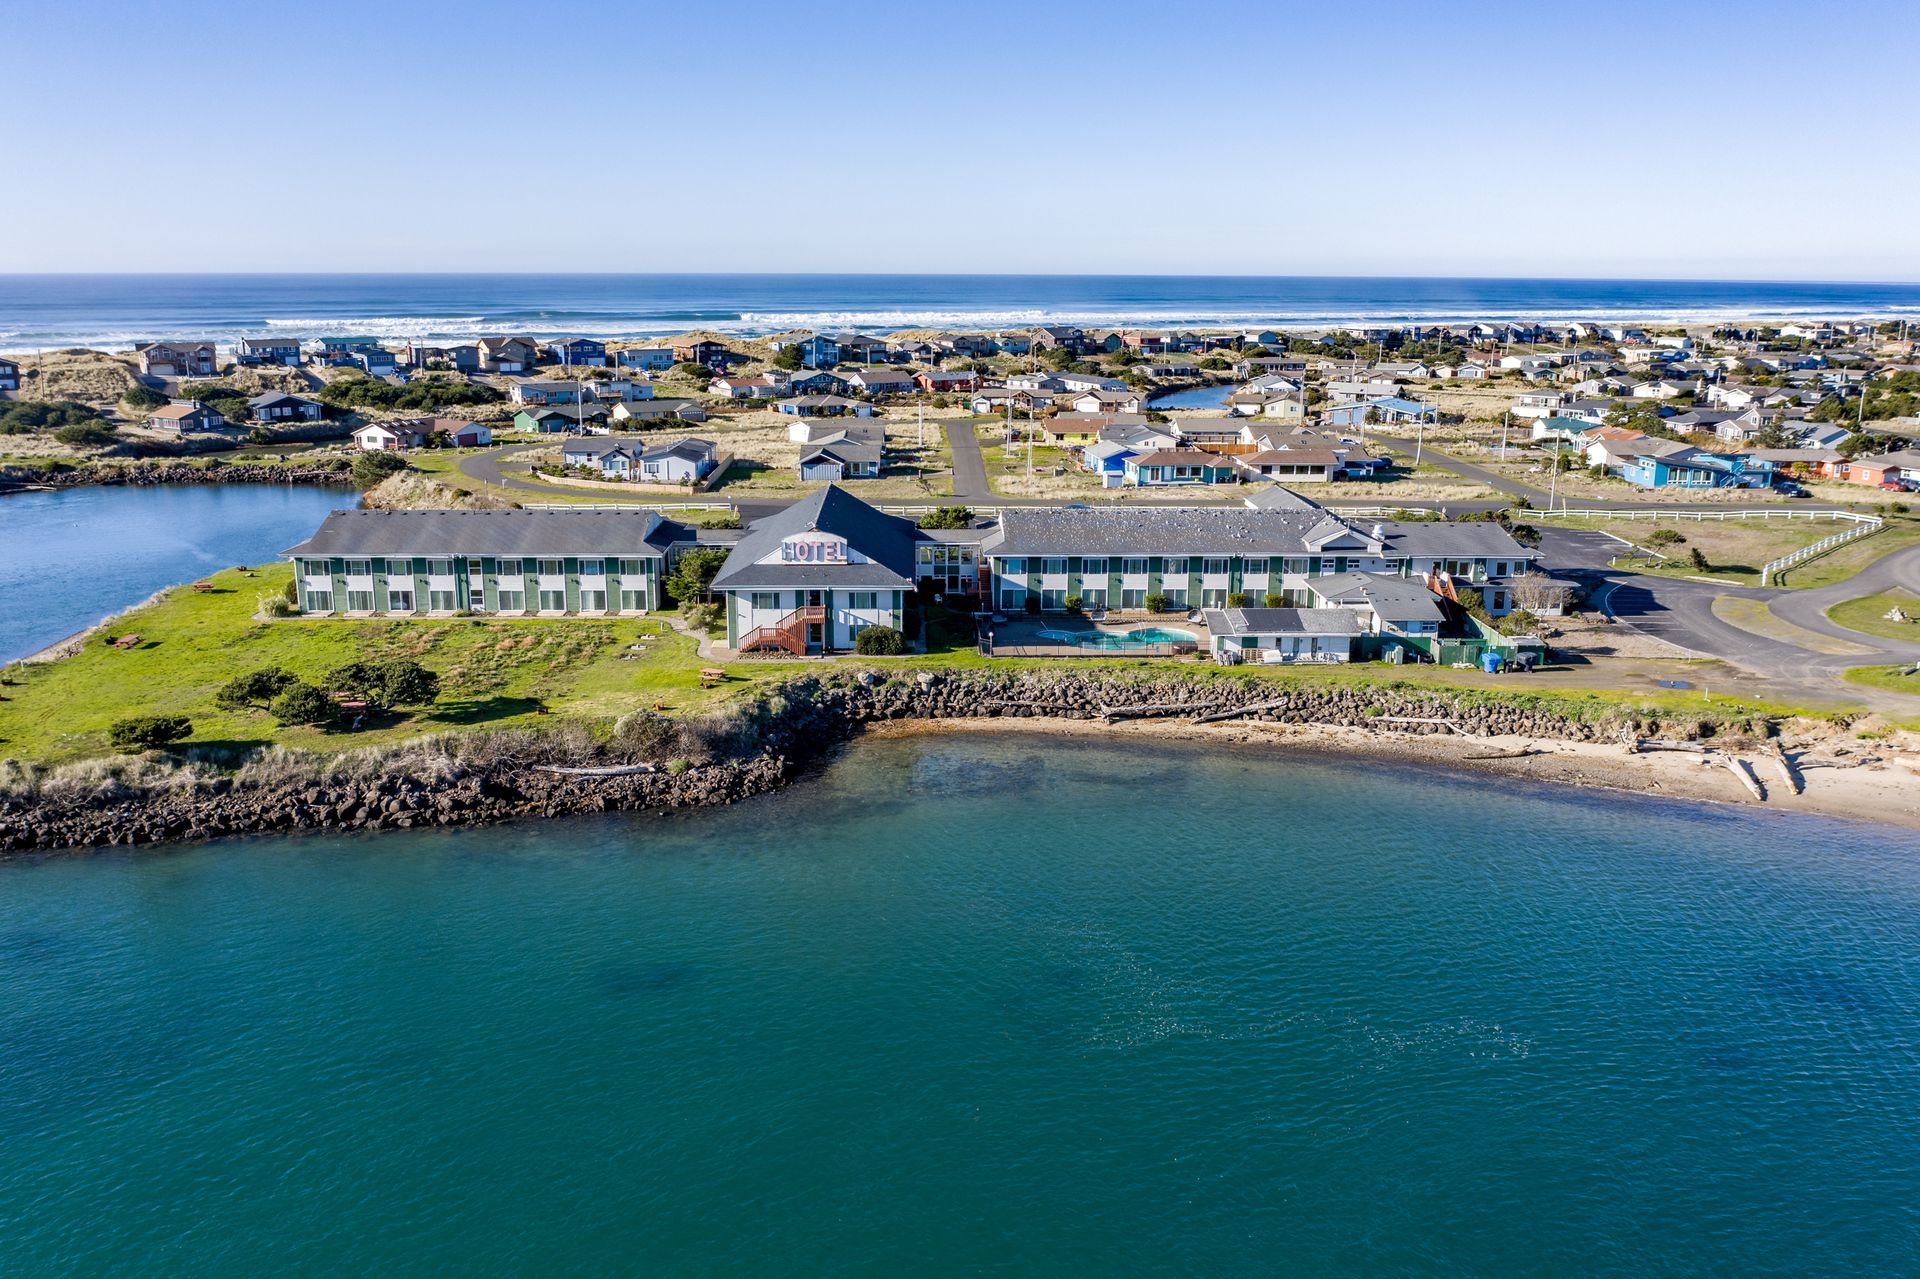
981 613 1209 658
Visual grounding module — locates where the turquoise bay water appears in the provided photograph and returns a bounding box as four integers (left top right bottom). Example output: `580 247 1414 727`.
0 484 354 661
1146 383 1235 410
6 733 1920 1274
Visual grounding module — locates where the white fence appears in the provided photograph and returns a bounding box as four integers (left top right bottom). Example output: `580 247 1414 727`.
1531 506 1885 586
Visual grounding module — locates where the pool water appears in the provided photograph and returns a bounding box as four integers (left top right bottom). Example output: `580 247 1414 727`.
1038 626 1198 648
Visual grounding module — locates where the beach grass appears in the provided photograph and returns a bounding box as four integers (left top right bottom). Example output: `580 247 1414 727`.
1546 514 1860 585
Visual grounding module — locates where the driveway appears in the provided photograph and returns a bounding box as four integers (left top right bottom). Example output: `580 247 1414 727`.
943 420 990 501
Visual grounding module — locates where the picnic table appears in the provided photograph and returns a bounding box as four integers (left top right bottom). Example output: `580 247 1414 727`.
699 666 728 687
191 581 214 593
111 634 141 650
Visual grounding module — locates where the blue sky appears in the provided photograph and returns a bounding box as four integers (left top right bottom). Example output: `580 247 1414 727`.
2 0 1915 278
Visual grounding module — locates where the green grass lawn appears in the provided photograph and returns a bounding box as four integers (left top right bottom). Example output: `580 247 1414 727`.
1776 516 1920 588
0 561 1835 768
1825 589 1920 642
1841 664 1920 707
1546 515 1859 585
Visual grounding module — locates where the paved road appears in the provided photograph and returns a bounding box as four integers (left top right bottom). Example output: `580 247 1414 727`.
944 420 990 501
1371 433 1549 504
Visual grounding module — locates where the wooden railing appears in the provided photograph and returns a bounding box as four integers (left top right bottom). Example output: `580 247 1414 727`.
738 606 825 654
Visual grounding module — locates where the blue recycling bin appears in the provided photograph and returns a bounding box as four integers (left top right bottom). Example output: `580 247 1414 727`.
1481 652 1505 674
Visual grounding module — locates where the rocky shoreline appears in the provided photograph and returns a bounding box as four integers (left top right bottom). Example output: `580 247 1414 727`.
0 669 1783 855
0 458 356 492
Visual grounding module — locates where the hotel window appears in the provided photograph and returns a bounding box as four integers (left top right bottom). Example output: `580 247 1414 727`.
345 559 371 578
1202 589 1228 607
1123 558 1148 576
1164 558 1189 575
1081 557 1107 576
496 589 525 612
387 558 412 576
428 590 458 612
1203 558 1229 575
1000 589 1027 610
1162 587 1188 607
848 592 877 611
619 588 648 611
1081 587 1107 608
619 559 646 576
387 588 415 612
1244 559 1268 576
1001 558 1025 575
347 590 375 612
1120 588 1145 608
425 558 454 576
579 559 604 577
579 589 607 612
539 559 564 577
751 592 780 612
538 588 567 611
499 559 522 577
1041 558 1067 576
304 589 334 613
1041 589 1066 610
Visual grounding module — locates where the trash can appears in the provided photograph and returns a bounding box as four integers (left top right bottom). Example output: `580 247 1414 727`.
1481 652 1505 674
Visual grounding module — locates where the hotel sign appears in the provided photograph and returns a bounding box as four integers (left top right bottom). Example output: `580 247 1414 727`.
780 537 848 564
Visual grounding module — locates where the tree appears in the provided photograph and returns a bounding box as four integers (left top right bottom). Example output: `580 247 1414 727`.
675 362 714 383
214 666 299 712
270 682 336 726
1644 528 1686 548
1144 592 1170 613
0 399 98 435
1508 572 1572 615
916 505 975 529
351 450 409 488
667 547 729 604
1042 345 1075 370
108 714 192 753
772 345 804 371
121 385 168 410
1688 548 1710 571
373 659 439 708
854 625 906 655
1227 592 1249 608
1749 418 1798 450
1263 593 1284 607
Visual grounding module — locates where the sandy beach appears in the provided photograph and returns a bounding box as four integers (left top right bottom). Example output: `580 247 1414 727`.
867 715 1920 831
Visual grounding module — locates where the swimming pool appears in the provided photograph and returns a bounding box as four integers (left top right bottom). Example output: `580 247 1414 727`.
1036 626 1198 649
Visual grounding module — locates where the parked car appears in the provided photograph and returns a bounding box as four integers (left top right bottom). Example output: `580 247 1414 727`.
1879 480 1906 492
1774 481 1810 498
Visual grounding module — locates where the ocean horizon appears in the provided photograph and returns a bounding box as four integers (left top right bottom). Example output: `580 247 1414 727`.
3 272 1920 351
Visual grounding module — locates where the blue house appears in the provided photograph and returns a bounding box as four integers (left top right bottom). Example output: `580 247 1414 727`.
313 336 383 365
793 335 841 368
355 347 398 376
787 370 850 396
1620 450 1770 489
549 337 607 367
235 337 303 367
616 347 674 371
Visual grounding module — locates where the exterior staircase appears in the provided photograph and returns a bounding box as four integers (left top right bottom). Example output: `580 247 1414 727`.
737 605 825 654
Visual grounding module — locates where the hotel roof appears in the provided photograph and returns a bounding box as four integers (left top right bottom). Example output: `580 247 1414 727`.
1202 607 1363 637
284 509 674 558
710 485 919 591
987 506 1365 557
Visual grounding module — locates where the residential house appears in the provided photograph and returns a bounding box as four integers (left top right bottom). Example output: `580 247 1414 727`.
615 347 675 371
1054 371 1127 393
797 427 885 482
1511 390 1572 419
787 370 850 396
914 369 982 394
1028 325 1087 353
842 368 917 396
311 337 383 366
548 337 607 367
284 508 673 616
1123 449 1240 487
1843 449 1920 488
709 374 788 400
970 386 1054 415
355 347 399 377
1226 389 1305 419
1321 397 1436 428
1137 359 1201 379
144 399 225 432
1620 449 1769 490
510 380 585 407
1040 412 1146 445
476 336 541 373
561 436 718 484
1236 448 1344 484
134 342 217 378
0 357 19 391
777 393 872 418
611 398 707 424
358 416 491 449
352 422 426 451
514 404 611 433
234 337 302 367
247 392 324 423
1233 356 1308 378
671 338 728 366
405 343 481 373
1202 607 1363 664
1327 378 1404 403
1066 387 1147 415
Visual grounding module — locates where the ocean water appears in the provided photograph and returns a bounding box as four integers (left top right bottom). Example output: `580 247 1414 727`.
4 733 1920 1275
3 273 1920 350
0 484 355 661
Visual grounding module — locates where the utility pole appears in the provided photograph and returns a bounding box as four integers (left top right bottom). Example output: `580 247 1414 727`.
1499 409 1509 460
1549 444 1560 512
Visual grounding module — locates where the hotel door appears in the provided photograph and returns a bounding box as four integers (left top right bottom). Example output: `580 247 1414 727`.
807 590 825 651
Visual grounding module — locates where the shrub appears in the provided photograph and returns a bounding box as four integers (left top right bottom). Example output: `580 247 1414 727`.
1144 592 1169 613
0 400 99 435
1227 592 1249 608
121 385 168 410
854 625 906 655
351 450 409 488
53 421 119 447
108 714 192 753
373 659 440 707
1263 593 1284 607
270 682 336 726
1063 594 1083 614
666 546 729 604
916 505 975 529
679 598 723 634
1644 528 1686 548
318 374 497 412
214 666 299 712
1022 594 1041 614
1688 548 1710 571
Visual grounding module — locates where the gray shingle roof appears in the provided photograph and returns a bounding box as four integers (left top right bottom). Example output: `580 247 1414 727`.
1373 520 1534 560
986 506 1368 557
710 485 920 591
284 509 672 558
1202 607 1363 637
1312 572 1444 622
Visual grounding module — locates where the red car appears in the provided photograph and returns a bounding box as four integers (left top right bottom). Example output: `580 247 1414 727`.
1879 480 1906 491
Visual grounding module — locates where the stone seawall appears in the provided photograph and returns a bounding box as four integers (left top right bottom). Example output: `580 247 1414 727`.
0 667 1754 855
